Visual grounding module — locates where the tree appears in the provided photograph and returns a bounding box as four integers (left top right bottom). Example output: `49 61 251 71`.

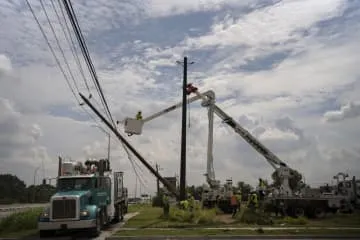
271 169 303 191
0 174 27 203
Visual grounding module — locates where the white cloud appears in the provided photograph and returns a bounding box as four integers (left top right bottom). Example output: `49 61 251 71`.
323 101 360 122
142 0 255 18
0 54 12 74
185 0 346 48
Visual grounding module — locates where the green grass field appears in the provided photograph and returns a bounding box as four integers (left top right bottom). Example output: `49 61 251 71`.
0 207 43 237
117 205 360 237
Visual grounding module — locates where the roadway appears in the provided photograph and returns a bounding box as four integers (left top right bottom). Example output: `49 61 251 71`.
0 204 48 220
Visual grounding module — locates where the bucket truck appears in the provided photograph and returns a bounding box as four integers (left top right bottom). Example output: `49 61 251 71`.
124 84 347 217
332 173 360 212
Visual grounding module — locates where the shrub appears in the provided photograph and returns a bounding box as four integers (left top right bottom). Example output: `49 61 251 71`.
168 207 217 225
236 208 274 225
0 207 43 234
278 216 308 225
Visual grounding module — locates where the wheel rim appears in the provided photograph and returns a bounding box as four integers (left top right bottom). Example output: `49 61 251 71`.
314 208 325 218
294 208 305 217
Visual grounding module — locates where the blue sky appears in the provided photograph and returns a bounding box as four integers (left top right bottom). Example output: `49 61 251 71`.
1 0 360 195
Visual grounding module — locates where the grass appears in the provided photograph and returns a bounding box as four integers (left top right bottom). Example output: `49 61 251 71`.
309 212 360 226
0 207 43 237
128 203 150 213
116 228 360 237
124 205 219 228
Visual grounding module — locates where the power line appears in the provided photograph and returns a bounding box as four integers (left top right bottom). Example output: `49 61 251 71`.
25 0 107 131
61 0 116 127
51 0 91 93
25 0 79 104
39 0 81 93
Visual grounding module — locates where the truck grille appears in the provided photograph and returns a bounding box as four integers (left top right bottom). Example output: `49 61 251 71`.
52 199 76 219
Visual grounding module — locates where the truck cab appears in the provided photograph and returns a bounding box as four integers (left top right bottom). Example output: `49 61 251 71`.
38 158 128 238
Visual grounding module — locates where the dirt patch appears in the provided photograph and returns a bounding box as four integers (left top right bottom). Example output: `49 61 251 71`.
215 214 236 224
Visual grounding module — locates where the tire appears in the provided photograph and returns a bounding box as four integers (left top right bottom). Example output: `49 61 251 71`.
39 230 55 238
90 213 101 237
314 207 326 219
113 204 123 223
293 207 305 218
124 204 128 214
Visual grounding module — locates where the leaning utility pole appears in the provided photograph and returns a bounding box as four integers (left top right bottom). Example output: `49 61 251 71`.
176 56 194 201
79 93 179 199
107 133 111 162
156 163 161 197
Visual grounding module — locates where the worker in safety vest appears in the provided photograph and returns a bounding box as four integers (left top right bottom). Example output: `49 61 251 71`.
136 111 142 120
162 193 170 217
188 195 195 211
235 191 242 211
180 199 189 210
258 178 266 200
247 191 258 211
230 193 238 218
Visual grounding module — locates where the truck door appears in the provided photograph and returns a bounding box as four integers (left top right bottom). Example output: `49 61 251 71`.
95 177 111 206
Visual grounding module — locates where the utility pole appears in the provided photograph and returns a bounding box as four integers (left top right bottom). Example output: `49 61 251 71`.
176 56 194 201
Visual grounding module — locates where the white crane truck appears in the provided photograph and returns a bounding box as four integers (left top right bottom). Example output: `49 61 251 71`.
123 84 348 217
37 158 128 238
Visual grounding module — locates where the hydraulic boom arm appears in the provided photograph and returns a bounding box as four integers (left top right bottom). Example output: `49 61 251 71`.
193 90 294 196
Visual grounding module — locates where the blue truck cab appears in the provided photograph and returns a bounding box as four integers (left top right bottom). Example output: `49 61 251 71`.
38 158 128 238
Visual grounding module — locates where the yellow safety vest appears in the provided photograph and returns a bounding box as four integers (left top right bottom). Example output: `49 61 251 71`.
235 194 242 203
136 112 142 120
163 196 169 205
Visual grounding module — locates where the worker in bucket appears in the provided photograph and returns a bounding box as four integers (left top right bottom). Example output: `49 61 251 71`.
162 193 170 217
136 111 143 120
230 193 238 218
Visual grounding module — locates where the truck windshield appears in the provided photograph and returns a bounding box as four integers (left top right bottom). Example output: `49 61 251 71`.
58 178 94 191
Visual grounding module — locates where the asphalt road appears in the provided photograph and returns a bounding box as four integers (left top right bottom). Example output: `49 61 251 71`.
0 204 48 220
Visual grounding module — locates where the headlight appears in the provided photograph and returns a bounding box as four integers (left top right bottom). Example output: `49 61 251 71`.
40 208 49 218
80 210 89 217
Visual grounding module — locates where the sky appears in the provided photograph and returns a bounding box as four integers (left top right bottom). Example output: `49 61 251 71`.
1 0 360 197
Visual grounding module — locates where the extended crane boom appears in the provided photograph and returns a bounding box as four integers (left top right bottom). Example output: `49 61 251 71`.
194 90 293 196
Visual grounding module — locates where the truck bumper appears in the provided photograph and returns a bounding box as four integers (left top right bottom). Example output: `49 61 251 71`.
38 219 96 231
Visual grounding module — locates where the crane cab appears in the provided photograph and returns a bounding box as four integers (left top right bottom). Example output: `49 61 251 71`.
123 118 144 135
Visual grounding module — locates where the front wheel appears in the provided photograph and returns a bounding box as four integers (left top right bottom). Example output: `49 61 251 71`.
90 214 101 237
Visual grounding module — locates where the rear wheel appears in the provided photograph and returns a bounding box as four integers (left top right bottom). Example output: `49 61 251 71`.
314 207 326 219
113 204 123 223
293 207 305 218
